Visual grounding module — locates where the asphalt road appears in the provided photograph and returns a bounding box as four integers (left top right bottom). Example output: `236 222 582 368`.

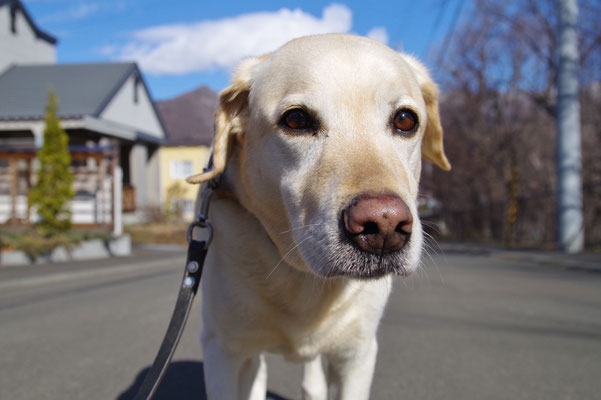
1 245 600 400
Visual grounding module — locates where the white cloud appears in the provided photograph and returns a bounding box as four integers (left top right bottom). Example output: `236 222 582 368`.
69 3 99 18
366 27 389 45
39 3 100 23
110 4 358 75
98 44 117 56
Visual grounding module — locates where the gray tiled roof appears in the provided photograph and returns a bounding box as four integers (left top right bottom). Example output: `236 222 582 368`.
0 63 137 120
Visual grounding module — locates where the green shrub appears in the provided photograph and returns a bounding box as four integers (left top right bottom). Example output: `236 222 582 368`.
29 89 74 233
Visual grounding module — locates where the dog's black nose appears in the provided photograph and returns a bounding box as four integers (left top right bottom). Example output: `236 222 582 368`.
342 195 412 254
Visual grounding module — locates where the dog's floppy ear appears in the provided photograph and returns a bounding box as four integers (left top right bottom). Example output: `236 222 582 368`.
402 55 451 171
186 56 265 184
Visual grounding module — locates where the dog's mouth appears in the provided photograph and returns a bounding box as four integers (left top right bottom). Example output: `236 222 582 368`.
290 194 422 279
323 236 414 279
319 195 417 279
294 223 418 280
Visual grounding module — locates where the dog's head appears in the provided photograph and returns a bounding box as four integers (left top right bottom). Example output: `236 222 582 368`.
189 34 450 279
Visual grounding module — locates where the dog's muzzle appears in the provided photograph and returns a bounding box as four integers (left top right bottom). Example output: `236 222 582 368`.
341 194 412 255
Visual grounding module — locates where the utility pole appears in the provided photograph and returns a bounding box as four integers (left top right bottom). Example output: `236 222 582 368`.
556 0 584 253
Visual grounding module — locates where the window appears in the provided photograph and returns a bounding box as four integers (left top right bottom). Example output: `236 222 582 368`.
169 198 195 219
182 199 194 216
169 160 193 179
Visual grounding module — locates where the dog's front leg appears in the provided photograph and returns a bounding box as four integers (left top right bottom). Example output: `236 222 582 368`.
302 355 327 400
326 338 378 400
240 354 267 400
202 335 267 400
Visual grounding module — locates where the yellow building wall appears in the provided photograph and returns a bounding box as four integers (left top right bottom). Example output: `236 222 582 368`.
159 145 211 220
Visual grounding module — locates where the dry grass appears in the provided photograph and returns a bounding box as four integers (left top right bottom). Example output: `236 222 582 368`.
124 223 189 246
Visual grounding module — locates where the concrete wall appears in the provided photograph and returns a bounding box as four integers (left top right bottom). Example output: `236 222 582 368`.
100 75 165 140
0 5 56 74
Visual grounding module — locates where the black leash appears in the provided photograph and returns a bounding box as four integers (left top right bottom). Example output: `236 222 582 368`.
133 180 216 400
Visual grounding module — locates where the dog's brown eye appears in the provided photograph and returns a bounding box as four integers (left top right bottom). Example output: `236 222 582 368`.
281 109 313 131
393 110 418 134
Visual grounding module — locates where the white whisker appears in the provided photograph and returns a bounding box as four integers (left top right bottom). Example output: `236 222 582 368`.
421 230 445 285
279 223 323 235
266 235 312 280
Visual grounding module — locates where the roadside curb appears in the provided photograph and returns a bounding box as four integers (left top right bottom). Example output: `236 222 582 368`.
438 242 601 273
0 235 132 267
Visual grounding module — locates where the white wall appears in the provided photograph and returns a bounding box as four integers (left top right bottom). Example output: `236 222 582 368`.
146 148 161 207
0 5 56 73
129 143 148 209
100 75 165 139
0 189 112 225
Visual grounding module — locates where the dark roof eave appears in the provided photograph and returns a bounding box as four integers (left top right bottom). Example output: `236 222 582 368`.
166 139 213 147
92 63 137 117
136 131 168 145
0 114 84 121
36 30 57 45
7 0 58 45
133 65 170 142
92 63 169 142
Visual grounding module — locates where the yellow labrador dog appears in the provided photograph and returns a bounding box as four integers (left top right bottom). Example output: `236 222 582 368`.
187 34 450 400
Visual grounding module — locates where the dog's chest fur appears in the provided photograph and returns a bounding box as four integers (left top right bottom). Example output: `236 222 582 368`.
201 195 391 361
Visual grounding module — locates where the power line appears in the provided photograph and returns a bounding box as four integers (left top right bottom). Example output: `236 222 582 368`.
436 0 465 67
425 0 451 53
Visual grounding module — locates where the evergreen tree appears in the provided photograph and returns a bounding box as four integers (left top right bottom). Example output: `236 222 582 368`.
29 89 74 232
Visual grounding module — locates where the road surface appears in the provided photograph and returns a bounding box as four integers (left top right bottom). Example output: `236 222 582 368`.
1 245 600 399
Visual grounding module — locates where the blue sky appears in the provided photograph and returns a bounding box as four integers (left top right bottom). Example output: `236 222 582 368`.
25 0 463 100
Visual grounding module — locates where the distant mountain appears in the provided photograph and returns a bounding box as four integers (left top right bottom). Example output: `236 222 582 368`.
156 86 218 146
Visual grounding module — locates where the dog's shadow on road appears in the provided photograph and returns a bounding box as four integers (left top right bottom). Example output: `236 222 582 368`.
117 360 290 400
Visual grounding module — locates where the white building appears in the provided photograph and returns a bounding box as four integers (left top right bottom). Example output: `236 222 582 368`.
0 0 167 230
0 0 56 74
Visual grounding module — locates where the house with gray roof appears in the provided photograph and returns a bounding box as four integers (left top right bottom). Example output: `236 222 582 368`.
0 0 167 230
0 0 56 73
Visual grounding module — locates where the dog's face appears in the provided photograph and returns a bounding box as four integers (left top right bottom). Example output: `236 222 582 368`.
189 34 450 279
